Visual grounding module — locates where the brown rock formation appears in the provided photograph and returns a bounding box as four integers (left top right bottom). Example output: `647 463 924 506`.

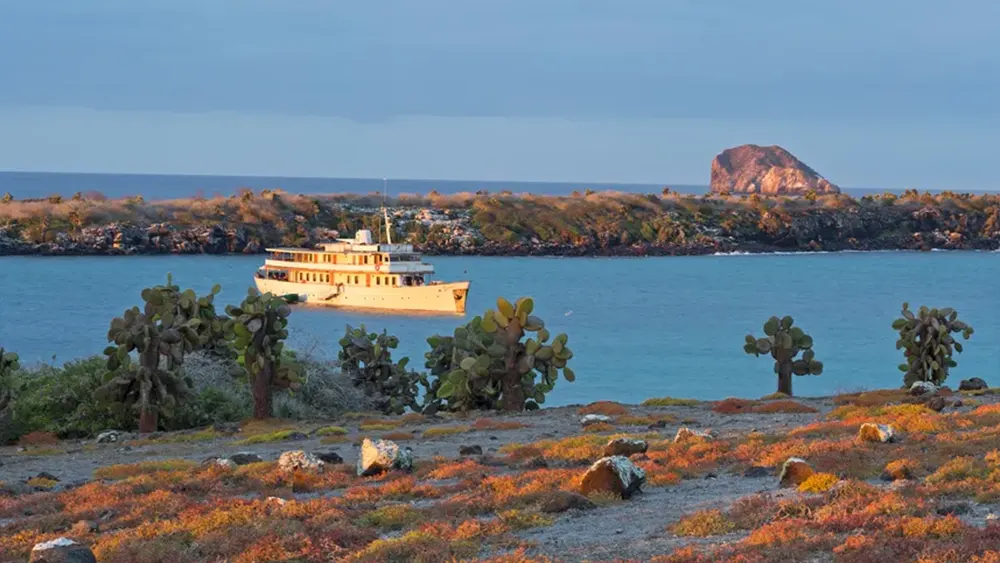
711 144 841 195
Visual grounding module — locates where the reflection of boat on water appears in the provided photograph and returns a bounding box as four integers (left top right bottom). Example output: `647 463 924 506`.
253 201 470 315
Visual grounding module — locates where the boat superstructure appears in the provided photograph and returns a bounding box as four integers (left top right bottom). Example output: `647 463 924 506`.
253 196 469 314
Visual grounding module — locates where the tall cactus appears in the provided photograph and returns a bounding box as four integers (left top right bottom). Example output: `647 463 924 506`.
428 297 575 412
743 315 823 396
893 303 974 387
338 324 423 415
225 288 301 419
98 275 225 433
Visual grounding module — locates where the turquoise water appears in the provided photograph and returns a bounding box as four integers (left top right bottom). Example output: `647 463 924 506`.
0 252 997 406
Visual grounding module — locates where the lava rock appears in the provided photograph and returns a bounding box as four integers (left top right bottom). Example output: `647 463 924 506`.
29 538 97 563
278 451 325 473
228 453 265 466
579 455 646 499
926 396 947 412
459 445 483 456
314 450 344 464
357 438 413 477
959 378 988 391
602 437 648 457
540 490 597 513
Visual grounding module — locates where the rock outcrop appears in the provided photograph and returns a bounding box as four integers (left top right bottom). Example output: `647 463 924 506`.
711 144 840 195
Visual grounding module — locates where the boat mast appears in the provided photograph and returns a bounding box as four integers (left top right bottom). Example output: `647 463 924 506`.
382 178 393 245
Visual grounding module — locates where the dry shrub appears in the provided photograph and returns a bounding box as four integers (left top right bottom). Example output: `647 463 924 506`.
578 401 629 416
18 431 60 446
471 418 528 431
712 398 756 414
642 397 700 407
833 389 910 407
798 472 839 493
422 426 471 438
381 431 415 441
753 400 819 414
883 459 919 481
582 422 615 433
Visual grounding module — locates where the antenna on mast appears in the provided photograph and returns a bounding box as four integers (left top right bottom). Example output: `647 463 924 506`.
382 178 393 245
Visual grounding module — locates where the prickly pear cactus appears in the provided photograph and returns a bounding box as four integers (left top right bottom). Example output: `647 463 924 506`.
427 297 575 412
893 303 974 387
225 287 301 419
97 274 224 433
338 324 422 415
743 315 822 396
0 347 19 413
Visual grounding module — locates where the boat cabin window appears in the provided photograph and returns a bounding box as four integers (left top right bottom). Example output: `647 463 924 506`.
354 275 359 284
376 277 381 286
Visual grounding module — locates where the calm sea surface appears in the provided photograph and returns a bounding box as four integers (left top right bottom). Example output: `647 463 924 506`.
1 252 997 406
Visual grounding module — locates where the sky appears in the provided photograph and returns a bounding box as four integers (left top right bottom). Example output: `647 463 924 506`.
1 0 998 190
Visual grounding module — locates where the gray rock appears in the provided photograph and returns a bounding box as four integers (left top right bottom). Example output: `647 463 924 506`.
357 438 414 476
314 450 344 464
909 381 937 396
96 430 126 444
29 538 97 563
228 453 265 466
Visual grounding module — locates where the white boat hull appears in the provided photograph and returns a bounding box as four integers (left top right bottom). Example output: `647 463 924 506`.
254 278 470 314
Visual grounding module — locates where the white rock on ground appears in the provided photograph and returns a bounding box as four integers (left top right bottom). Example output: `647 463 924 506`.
30 537 97 563
858 422 896 443
580 414 612 426
278 450 325 473
96 430 124 444
909 381 937 396
357 438 414 477
673 427 714 442
779 457 815 487
579 455 647 499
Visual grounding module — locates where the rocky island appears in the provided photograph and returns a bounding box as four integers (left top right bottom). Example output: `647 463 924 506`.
0 147 997 256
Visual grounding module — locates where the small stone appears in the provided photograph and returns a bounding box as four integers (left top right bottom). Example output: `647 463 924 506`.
673 427 714 443
540 490 597 513
926 396 946 412
517 456 549 470
909 381 937 396
278 450 325 473
647 420 669 429
228 453 264 466
953 399 964 408
743 466 770 478
70 520 99 535
579 455 646 499
580 414 612 426
936 503 971 516
96 430 124 444
858 423 896 443
29 538 97 563
704 472 718 480
602 438 648 457
959 378 988 391
459 445 483 456
779 457 814 487
286 432 309 441
265 496 288 506
314 450 344 464
357 438 413 477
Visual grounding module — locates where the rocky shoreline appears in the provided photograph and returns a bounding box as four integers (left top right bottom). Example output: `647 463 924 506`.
1 189 998 257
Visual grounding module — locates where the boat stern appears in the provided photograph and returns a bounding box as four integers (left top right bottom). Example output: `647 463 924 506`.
452 283 470 314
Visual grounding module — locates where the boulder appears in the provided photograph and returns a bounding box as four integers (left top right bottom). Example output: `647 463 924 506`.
673 427 714 443
580 414 612 426
909 381 937 396
926 396 947 412
959 378 988 391
778 457 814 487
357 438 413 477
459 445 483 456
314 450 344 464
29 538 97 563
278 451 325 473
579 455 646 499
710 144 840 195
858 423 896 443
96 430 126 444
602 438 648 457
540 490 597 513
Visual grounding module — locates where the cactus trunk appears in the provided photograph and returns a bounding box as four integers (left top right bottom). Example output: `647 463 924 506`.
778 362 793 396
138 407 158 433
252 362 274 419
500 317 526 411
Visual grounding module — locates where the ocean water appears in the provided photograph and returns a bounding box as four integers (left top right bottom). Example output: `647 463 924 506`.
0 252 996 406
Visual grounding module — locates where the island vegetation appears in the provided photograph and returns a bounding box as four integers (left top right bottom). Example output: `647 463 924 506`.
1 188 998 256
2 276 996 562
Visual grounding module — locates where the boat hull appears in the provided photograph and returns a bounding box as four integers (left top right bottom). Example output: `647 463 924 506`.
253 278 470 314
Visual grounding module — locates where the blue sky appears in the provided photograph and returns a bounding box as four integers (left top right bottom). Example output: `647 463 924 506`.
1 1 998 190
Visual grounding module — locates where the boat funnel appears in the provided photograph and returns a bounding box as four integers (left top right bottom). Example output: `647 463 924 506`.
355 230 373 244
